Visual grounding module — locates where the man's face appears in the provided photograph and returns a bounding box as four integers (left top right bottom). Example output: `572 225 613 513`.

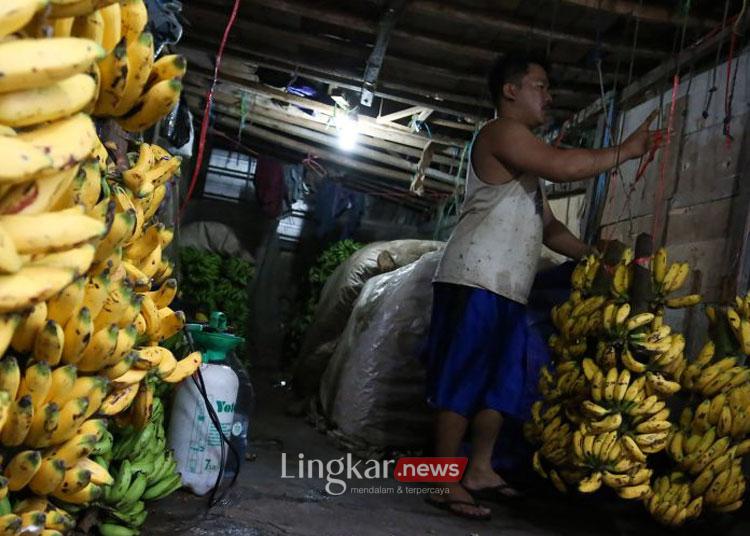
508 64 553 127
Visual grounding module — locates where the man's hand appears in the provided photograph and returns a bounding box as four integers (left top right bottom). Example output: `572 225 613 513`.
621 110 660 160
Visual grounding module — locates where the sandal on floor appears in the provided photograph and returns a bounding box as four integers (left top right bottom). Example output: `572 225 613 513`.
424 496 492 521
466 484 526 502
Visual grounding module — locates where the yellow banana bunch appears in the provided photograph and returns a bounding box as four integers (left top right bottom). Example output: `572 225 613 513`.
646 474 701 527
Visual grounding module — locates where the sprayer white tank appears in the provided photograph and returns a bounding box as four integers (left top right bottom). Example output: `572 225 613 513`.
168 362 239 495
168 313 243 496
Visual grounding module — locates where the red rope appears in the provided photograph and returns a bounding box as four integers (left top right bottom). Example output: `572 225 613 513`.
179 0 242 218
651 74 680 246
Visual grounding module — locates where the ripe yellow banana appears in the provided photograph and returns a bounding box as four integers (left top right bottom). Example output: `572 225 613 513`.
147 277 177 309
18 360 51 410
77 457 113 486
48 396 89 444
122 259 150 288
133 345 169 370
645 371 681 396
0 37 102 93
0 356 20 401
1 395 33 446
0 0 47 38
104 325 137 366
143 183 166 220
19 112 99 173
0 135 53 183
154 306 185 342
71 7 104 45
25 400 60 447
117 78 182 132
51 160 102 212
4 450 42 491
75 324 117 371
163 351 202 384
653 248 667 285
99 2 121 53
120 0 148 43
1 206 105 255
155 347 177 379
159 226 174 248
45 432 97 469
665 294 701 308
122 142 155 195
0 164 75 215
148 54 187 89
124 222 161 261
94 36 128 116
10 302 46 352
28 244 96 277
94 209 136 262
99 381 138 415
146 153 182 189
111 31 154 117
138 242 162 278
47 276 85 325
103 350 136 379
82 271 110 318
131 380 153 429
0 73 97 128
32 319 65 366
49 0 118 18
93 284 131 331
61 306 93 363
0 224 22 275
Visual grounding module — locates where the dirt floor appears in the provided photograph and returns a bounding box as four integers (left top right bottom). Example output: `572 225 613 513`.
145 371 750 536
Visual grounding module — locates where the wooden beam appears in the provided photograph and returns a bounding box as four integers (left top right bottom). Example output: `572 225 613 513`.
212 115 455 194
187 94 460 185
431 119 477 132
361 0 409 106
212 0 628 86
183 84 460 166
237 0 665 60
181 70 469 150
179 38 491 118
560 0 719 29
407 0 667 60
376 106 430 124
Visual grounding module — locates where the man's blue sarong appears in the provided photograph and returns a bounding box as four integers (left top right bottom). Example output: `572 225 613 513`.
421 282 546 421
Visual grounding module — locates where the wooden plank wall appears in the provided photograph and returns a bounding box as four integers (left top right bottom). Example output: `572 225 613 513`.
598 51 750 355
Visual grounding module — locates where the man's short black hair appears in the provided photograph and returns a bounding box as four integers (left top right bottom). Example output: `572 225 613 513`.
488 53 549 109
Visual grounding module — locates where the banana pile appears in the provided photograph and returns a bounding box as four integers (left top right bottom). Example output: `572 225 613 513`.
526 244 710 527
0 1 199 533
659 292 750 518
97 396 181 536
17 0 185 133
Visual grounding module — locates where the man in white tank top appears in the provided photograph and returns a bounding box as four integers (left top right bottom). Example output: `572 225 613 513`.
423 53 660 520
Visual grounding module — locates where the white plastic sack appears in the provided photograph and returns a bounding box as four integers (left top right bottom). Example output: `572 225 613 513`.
180 221 254 262
319 250 443 449
293 240 443 396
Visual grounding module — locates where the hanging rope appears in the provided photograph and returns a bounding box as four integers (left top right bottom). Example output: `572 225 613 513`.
179 0 242 218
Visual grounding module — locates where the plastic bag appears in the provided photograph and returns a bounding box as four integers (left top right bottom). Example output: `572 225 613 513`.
292 240 444 397
145 0 183 56
319 251 443 449
180 221 254 263
163 95 193 153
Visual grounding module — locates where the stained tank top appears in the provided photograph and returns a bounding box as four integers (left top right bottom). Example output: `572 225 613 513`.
434 144 544 304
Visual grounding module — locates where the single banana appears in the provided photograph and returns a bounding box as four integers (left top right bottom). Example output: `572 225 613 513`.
111 32 154 117
147 54 187 88
120 0 148 43
0 37 103 93
10 302 46 352
0 135 52 183
4 450 42 491
117 78 182 132
0 73 97 128
32 319 65 366
0 0 47 38
1 206 105 255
